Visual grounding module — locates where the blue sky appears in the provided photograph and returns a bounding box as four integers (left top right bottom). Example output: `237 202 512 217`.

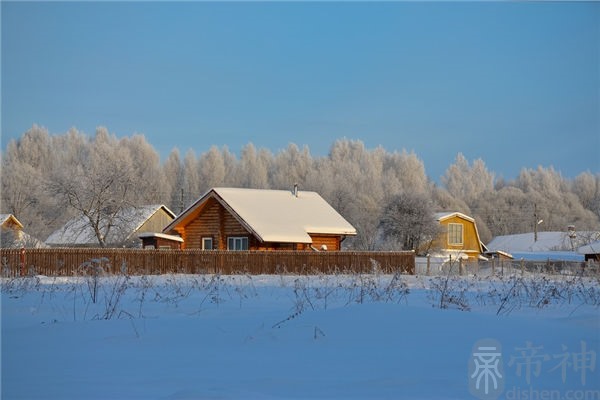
2 1 598 182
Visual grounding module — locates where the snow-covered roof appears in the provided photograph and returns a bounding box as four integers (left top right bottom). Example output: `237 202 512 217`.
487 231 600 253
138 232 184 243
164 187 357 244
510 251 584 262
1 229 47 249
46 205 175 246
0 214 46 248
578 240 600 255
434 212 475 223
0 214 24 229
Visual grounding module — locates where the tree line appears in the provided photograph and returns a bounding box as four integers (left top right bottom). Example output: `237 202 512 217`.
2 125 599 249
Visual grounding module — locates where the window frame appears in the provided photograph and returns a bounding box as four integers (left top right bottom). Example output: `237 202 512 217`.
227 236 249 251
202 237 213 250
447 223 464 246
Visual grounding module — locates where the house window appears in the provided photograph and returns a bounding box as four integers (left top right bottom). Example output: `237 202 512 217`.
228 236 248 251
202 237 213 250
448 223 463 246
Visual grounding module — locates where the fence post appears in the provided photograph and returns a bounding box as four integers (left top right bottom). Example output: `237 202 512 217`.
521 258 525 275
19 247 26 276
426 255 430 276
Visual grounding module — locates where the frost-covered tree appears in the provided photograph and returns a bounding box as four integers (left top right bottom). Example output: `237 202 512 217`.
183 149 201 203
46 128 141 247
387 150 429 196
430 186 470 215
220 146 240 187
572 172 600 219
514 167 599 232
269 143 312 190
238 143 271 189
3 127 598 245
1 125 60 238
120 134 165 205
162 149 185 212
380 192 440 253
313 140 384 250
198 146 227 194
442 153 494 207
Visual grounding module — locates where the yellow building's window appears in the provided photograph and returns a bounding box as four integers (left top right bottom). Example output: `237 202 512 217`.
448 223 463 246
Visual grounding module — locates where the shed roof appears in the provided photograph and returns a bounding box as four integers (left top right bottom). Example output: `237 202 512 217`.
164 187 357 244
46 205 175 246
487 231 600 253
138 232 184 243
578 240 600 255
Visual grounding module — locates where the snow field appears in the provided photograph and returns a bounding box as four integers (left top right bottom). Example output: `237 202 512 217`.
2 273 599 399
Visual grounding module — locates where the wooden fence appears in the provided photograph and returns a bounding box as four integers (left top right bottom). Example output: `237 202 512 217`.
0 248 415 277
415 256 599 277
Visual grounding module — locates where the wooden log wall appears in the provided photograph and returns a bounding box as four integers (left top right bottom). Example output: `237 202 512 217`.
0 248 415 277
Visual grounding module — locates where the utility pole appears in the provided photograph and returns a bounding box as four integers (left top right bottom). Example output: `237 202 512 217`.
533 203 543 242
534 203 538 242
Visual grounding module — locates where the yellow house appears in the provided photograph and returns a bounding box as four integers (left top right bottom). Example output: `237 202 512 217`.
430 212 486 261
1 214 24 243
1 214 24 233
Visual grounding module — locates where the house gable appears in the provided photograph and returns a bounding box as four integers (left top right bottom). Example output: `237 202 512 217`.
432 212 484 259
133 206 177 242
180 196 256 250
0 214 24 231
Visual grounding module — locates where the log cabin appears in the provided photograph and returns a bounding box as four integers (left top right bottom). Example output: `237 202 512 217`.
163 187 357 251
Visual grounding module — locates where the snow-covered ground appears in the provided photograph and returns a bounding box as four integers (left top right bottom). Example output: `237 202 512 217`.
2 273 599 399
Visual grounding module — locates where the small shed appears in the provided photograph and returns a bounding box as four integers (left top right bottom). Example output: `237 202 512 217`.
46 205 176 248
484 250 514 261
578 241 600 262
139 232 183 250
